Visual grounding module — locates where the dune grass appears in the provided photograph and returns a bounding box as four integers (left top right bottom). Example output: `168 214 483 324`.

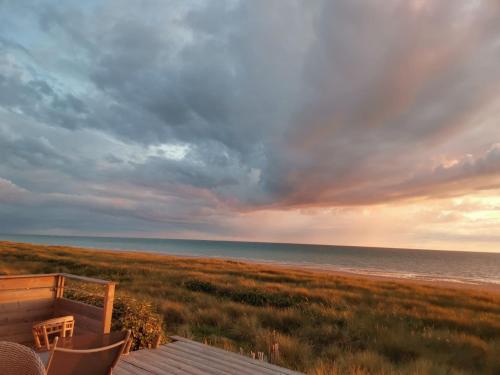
0 241 499 374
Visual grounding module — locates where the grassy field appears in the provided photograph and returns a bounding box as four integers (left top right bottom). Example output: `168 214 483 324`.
0 241 499 375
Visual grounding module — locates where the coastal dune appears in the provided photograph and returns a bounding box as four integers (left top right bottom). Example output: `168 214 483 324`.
1 241 499 375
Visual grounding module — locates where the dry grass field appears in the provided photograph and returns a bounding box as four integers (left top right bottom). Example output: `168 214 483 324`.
0 241 499 375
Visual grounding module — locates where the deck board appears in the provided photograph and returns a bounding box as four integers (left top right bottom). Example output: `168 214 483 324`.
161 343 270 375
115 337 304 375
115 361 149 375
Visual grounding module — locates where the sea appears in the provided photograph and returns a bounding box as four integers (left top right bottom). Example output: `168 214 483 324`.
1 234 499 285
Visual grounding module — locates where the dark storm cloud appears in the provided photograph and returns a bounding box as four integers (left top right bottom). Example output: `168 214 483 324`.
0 0 500 236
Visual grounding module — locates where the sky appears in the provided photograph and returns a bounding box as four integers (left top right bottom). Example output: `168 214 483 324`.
0 0 499 252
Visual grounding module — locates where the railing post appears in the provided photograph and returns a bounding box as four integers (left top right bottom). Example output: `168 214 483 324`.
102 283 115 334
56 274 65 299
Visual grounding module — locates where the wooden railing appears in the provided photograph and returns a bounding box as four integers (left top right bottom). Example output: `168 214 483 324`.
0 273 115 343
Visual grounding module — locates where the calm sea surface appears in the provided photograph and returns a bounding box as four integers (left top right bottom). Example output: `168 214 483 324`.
1 234 499 285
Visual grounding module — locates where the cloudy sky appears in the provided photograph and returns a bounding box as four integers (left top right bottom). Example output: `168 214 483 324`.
1 0 500 252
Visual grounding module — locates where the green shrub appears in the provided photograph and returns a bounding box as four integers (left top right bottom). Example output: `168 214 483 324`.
64 289 164 351
183 278 311 307
184 279 217 293
111 296 165 351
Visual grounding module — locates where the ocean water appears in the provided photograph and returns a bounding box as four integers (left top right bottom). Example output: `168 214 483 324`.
1 234 499 285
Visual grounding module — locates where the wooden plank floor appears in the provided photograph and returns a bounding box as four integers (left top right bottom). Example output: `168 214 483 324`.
115 336 304 375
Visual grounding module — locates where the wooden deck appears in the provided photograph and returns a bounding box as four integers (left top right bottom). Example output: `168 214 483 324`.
0 273 115 343
115 336 304 375
1 274 302 374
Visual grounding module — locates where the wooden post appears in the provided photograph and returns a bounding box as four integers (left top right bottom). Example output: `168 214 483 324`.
56 274 65 299
153 333 162 349
102 283 115 334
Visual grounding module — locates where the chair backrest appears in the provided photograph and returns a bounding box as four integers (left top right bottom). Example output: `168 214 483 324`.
46 330 131 375
0 341 46 375
33 315 75 351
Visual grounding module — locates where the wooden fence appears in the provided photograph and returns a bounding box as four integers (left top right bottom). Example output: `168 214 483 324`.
0 273 115 343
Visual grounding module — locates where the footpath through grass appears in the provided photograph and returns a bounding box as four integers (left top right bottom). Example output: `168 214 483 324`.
1 241 499 375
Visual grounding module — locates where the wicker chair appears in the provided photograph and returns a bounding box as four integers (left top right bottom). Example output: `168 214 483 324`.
0 341 46 375
32 316 75 351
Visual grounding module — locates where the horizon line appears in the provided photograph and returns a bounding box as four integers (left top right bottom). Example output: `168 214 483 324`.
1 232 499 255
